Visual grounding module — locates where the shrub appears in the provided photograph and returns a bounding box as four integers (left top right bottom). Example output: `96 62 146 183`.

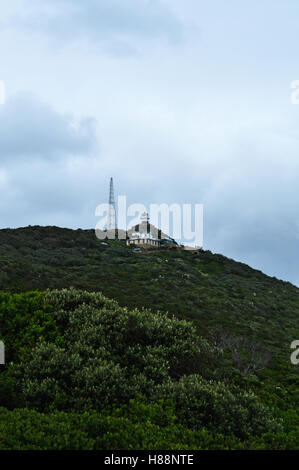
0 399 243 450
0 291 62 363
19 289 218 411
0 288 285 447
156 375 282 439
0 407 94 450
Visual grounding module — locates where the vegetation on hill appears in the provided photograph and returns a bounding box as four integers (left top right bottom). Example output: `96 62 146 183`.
0 226 298 449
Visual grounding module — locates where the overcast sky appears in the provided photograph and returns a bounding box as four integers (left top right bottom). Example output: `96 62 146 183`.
1 0 299 285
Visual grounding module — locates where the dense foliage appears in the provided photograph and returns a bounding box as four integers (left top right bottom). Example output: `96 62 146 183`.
0 226 297 384
0 226 298 449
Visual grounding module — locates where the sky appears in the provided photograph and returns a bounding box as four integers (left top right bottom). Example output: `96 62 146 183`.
1 0 299 285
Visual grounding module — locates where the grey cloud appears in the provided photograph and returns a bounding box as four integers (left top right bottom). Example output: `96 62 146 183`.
0 93 99 228
200 131 299 286
0 93 98 162
6 0 182 49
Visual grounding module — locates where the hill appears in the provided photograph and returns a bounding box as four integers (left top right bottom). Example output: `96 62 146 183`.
0 225 298 449
0 225 298 380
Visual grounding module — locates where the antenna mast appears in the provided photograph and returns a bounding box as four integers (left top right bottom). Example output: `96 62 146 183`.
108 177 116 230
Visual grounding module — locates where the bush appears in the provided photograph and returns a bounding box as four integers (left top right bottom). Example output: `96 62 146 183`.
156 375 282 439
18 288 217 411
0 288 286 448
0 291 62 363
0 407 94 450
0 399 243 450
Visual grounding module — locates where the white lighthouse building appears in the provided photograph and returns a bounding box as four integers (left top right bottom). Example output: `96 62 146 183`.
126 212 177 248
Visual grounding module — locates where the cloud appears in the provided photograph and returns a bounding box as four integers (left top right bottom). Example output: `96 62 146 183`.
4 0 183 52
0 92 100 227
199 124 299 285
0 93 98 162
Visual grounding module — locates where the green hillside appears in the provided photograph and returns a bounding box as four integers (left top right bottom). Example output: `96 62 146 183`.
0 226 298 449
